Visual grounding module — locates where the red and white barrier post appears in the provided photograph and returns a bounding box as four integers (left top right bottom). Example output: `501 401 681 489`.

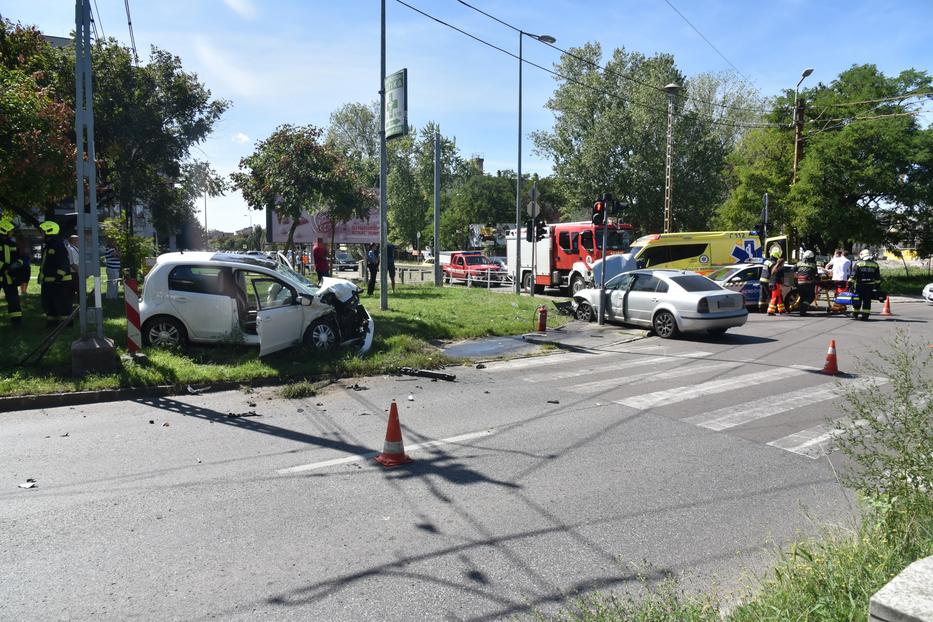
124 278 141 353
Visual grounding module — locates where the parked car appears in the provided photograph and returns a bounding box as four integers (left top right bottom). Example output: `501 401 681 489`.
442 251 506 286
333 250 358 272
139 252 374 356
923 283 933 304
571 269 747 338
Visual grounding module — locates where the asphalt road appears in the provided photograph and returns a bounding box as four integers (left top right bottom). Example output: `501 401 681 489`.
2 299 931 621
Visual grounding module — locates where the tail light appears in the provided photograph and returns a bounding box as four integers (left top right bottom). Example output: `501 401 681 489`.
697 298 710 313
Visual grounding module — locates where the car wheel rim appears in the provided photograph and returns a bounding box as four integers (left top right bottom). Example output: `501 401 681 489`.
575 304 591 321
311 324 336 349
149 323 179 347
655 313 674 337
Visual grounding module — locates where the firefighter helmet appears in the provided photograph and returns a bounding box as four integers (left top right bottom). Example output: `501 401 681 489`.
39 220 60 236
769 245 783 259
859 248 872 260
802 250 815 261
0 219 13 235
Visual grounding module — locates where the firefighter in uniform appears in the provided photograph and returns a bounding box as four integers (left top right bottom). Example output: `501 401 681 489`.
766 246 786 315
849 248 881 320
0 219 23 326
758 251 775 311
38 220 72 327
795 250 818 316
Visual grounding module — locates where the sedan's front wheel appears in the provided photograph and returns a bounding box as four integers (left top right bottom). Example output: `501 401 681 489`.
305 318 338 351
574 302 594 322
652 310 679 339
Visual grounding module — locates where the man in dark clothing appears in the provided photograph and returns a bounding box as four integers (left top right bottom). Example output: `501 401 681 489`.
795 250 818 316
366 243 379 296
0 219 23 326
312 237 330 284
386 242 396 292
850 249 881 320
38 220 73 327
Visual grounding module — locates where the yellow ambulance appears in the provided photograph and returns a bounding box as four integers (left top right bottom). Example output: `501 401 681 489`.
630 231 787 273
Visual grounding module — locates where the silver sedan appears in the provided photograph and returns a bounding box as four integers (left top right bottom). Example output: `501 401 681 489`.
571 269 748 338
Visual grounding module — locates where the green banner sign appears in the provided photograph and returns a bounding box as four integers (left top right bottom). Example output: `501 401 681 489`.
385 68 408 140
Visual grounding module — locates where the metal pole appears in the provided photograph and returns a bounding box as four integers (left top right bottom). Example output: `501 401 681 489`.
378 0 388 310
74 0 87 338
663 89 675 233
597 194 611 326
83 4 102 339
513 31 523 294
433 130 441 286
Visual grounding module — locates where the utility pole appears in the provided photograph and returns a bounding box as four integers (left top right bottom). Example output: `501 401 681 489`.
433 130 441 287
790 68 813 260
378 0 388 310
663 83 680 234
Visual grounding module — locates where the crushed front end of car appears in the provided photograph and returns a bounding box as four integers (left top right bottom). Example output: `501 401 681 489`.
317 278 374 354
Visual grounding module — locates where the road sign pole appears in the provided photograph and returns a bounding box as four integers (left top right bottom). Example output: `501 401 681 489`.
597 193 613 326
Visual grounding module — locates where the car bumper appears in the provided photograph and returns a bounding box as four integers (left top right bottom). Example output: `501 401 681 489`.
677 311 748 332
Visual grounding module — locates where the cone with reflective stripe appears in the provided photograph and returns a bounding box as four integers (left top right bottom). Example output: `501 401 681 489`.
375 400 413 467
821 339 839 376
880 296 893 316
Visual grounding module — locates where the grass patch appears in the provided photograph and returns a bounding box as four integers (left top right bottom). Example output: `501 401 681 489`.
879 266 931 295
279 380 321 399
1 272 568 397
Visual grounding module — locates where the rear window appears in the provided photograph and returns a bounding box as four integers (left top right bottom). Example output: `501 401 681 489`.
670 275 722 292
168 265 226 295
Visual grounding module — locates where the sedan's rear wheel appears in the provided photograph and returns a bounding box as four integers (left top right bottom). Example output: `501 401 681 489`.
574 302 594 322
652 310 679 339
142 316 186 349
305 318 338 352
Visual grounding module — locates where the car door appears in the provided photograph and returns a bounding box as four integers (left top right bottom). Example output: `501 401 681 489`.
239 271 304 356
626 273 662 324
166 265 235 340
606 273 636 320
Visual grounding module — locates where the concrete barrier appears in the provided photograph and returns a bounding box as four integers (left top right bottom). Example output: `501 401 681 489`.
870 555 933 621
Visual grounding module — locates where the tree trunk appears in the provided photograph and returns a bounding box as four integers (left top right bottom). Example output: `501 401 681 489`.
285 218 298 253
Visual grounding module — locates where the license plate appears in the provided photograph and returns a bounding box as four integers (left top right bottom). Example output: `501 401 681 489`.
717 298 736 310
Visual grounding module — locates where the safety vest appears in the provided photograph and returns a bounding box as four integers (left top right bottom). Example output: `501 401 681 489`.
0 236 17 286
759 258 774 283
40 236 72 283
851 259 880 286
796 261 818 285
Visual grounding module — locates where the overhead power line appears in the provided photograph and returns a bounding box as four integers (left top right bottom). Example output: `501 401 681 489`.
123 0 139 64
456 0 773 116
396 0 781 130
660 0 750 83
91 0 106 40
820 92 933 108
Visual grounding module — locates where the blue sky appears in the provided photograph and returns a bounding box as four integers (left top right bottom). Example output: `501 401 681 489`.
4 0 932 232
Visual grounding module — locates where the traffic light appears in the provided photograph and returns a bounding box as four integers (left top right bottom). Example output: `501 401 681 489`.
535 219 547 241
592 201 605 226
524 219 534 242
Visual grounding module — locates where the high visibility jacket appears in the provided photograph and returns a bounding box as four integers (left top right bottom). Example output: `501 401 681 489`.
851 259 880 286
0 235 21 286
759 258 774 283
39 235 72 284
768 258 785 286
796 261 818 285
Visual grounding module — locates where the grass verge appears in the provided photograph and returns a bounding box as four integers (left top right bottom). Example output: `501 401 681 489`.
879 267 931 295
1 273 568 397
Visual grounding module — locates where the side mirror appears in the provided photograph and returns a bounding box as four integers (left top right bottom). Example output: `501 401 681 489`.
299 295 313 307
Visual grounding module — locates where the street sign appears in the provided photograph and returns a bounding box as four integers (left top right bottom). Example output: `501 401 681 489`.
385 69 408 140
526 201 539 218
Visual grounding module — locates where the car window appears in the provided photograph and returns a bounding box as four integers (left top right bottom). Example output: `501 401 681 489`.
655 279 669 293
595 228 631 251
465 256 490 265
637 245 669 268
734 267 760 282
580 231 594 252
630 274 660 292
667 244 709 263
606 273 635 291
670 275 723 292
239 271 295 310
168 265 226 295
558 231 578 252
706 267 736 281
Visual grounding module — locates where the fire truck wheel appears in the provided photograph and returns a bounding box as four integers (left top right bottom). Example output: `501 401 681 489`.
522 271 533 292
570 274 586 295
574 302 594 322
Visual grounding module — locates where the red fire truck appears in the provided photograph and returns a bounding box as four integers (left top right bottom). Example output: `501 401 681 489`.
506 220 634 294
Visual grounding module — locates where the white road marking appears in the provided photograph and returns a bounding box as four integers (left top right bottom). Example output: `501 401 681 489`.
482 343 666 372
276 429 496 474
616 366 810 410
565 360 735 395
767 424 840 458
526 351 712 383
685 377 883 431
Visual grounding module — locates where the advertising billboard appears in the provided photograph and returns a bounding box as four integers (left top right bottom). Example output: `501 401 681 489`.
269 208 381 244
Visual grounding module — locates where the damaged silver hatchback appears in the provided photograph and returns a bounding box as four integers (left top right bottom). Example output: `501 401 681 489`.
139 252 374 356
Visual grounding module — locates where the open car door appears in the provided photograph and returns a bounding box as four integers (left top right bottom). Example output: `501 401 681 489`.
240 272 305 356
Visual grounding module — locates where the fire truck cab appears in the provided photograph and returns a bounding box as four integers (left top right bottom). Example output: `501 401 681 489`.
506 221 633 294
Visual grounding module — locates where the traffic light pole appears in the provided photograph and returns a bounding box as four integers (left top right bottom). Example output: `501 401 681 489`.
597 194 612 326
530 217 536 298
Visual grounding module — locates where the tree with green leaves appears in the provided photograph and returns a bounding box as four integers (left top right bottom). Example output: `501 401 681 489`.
231 124 369 251
183 160 228 237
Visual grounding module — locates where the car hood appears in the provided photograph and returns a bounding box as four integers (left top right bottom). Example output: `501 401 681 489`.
592 253 637 284
317 276 360 303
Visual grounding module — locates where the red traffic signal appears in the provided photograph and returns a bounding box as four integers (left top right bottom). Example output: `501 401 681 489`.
592 201 605 225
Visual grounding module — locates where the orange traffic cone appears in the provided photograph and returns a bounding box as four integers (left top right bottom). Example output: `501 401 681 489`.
821 339 839 376
880 296 893 316
374 400 413 467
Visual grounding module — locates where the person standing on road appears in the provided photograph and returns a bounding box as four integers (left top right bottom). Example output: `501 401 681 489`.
825 249 851 292
795 250 818 316
0 219 23 326
102 239 121 300
38 220 72 327
312 237 330 284
849 249 881 321
766 246 786 316
366 243 379 296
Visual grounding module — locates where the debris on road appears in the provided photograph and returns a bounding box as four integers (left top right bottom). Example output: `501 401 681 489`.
547 400 560 404
148 420 154 424
226 411 260 418
60 433 69 437
162 422 170 427
17 479 37 489
407 394 415 401
475 363 486 369
347 383 368 391
187 384 210 395
399 367 456 382
247 401 257 408
553 300 575 317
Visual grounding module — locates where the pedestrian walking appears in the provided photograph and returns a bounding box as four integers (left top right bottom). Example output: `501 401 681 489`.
795 250 818 316
312 237 330 284
366 243 379 296
825 249 852 291
38 220 72 327
766 246 786 316
386 242 396 292
849 249 881 320
0 219 23 326
102 239 121 300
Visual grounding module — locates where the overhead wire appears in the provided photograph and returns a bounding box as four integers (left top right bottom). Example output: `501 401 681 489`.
91 0 106 41
660 0 751 83
455 0 774 116
123 0 139 64
396 0 782 130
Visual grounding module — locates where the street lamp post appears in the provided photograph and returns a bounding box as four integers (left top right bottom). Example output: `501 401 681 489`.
662 82 681 234
791 68 814 185
515 30 555 294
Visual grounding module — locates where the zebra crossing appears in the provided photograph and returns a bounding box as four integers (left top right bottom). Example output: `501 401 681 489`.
494 346 885 459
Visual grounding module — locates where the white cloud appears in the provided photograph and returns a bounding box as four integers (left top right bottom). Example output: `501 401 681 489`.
192 37 262 99
223 0 257 20
232 132 251 144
